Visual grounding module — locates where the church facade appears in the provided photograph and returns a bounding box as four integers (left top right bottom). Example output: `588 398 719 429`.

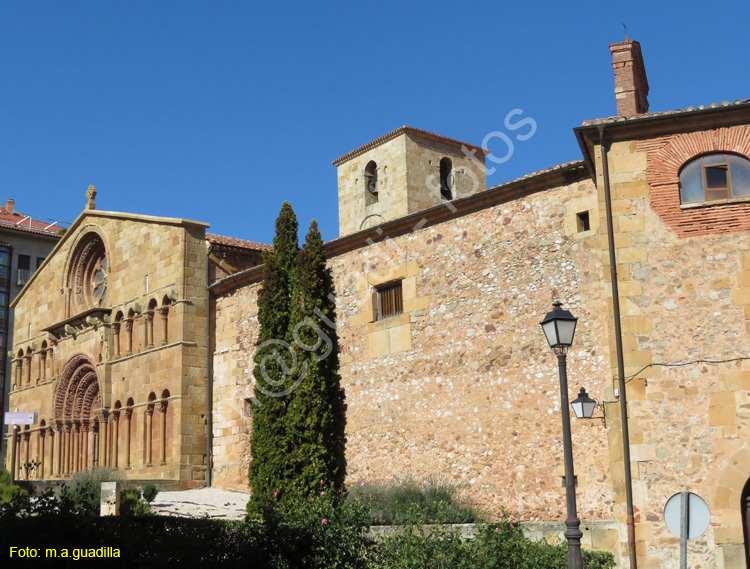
8 40 750 568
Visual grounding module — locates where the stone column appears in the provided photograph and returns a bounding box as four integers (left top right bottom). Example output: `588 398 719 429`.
157 400 168 465
97 411 109 467
24 355 32 384
146 311 154 348
82 422 89 470
111 412 119 468
78 421 86 470
92 422 99 467
40 352 46 382
145 405 154 467
123 409 132 469
52 422 62 477
160 307 169 346
22 431 30 480
46 348 53 379
48 345 56 379
113 323 121 357
125 320 133 356
63 421 72 476
15 435 22 480
72 423 80 473
38 429 46 479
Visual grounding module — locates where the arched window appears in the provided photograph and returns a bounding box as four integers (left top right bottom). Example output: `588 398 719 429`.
146 392 156 467
15 349 23 388
25 347 33 384
158 389 170 464
113 311 123 357
440 157 453 200
679 153 750 204
147 299 157 348
364 160 379 205
67 232 109 312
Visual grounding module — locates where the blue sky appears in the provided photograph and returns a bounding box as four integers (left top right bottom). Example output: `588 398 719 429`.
2 1 749 245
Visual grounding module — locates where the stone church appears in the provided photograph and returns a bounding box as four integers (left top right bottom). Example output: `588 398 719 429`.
7 40 750 568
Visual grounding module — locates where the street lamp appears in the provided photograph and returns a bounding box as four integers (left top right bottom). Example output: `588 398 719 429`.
541 301 582 569
571 387 597 420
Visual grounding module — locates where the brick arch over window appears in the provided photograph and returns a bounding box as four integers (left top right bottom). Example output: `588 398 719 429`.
53 354 102 422
638 125 750 237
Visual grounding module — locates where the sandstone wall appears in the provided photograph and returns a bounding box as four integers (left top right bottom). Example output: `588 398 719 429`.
9 212 210 488
595 131 750 569
213 176 617 528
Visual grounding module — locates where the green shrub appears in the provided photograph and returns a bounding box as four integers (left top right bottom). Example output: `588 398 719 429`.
120 488 151 516
349 477 481 526
254 485 373 569
0 491 615 568
0 470 30 519
143 482 159 503
56 467 125 516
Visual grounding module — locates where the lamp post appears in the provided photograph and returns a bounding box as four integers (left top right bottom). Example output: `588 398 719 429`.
541 301 582 569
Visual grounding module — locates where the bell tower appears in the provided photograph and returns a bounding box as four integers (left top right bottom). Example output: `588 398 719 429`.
333 127 487 237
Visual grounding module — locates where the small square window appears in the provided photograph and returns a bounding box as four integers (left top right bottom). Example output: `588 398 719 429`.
376 281 403 320
576 211 591 233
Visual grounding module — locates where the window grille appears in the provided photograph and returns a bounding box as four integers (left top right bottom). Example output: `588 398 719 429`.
376 281 403 320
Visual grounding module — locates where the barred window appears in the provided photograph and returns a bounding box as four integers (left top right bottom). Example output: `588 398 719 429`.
376 281 403 320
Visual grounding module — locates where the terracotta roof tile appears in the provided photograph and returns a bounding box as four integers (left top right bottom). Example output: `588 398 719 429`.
486 160 587 190
582 99 750 126
206 233 272 252
0 207 64 238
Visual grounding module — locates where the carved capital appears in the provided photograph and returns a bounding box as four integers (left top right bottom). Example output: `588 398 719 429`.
156 400 168 413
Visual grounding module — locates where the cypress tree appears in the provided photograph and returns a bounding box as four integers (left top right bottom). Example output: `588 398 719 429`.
247 202 299 513
285 219 347 496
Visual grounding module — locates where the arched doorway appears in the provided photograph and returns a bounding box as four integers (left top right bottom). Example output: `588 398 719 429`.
53 355 106 475
742 477 750 567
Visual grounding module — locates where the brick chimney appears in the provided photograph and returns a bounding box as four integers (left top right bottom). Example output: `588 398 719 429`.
609 40 649 117
6 199 14 214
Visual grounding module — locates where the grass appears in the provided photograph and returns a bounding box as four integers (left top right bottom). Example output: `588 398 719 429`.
348 476 482 526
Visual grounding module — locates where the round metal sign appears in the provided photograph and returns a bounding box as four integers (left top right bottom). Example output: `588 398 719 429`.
663 492 710 539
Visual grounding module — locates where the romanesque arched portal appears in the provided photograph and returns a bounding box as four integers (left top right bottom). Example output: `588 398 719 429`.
52 354 107 476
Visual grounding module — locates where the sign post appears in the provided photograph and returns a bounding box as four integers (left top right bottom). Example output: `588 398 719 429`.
664 491 710 569
4 411 38 485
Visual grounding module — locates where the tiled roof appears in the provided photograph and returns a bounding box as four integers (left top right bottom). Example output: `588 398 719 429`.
486 160 587 191
0 208 64 238
206 233 272 252
332 126 489 166
582 99 750 126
